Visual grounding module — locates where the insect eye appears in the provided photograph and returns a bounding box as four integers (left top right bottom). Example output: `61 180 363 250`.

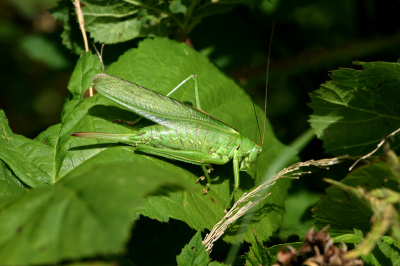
257 149 260 153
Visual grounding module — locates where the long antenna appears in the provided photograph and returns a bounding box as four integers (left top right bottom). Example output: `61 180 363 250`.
261 22 275 146
253 100 262 144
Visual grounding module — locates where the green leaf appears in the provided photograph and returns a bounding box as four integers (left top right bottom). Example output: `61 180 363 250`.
1 38 287 252
35 124 61 148
80 1 170 44
0 161 194 265
243 233 273 266
362 236 400 266
333 232 362 244
74 37 288 243
169 0 187 14
73 0 263 45
61 51 103 121
85 16 169 44
309 61 400 156
82 0 141 18
322 169 400 263
258 242 303 266
248 242 302 266
0 159 26 198
0 110 55 187
280 190 320 238
20 34 69 69
176 232 210 266
313 158 400 234
50 0 86 54
0 52 102 188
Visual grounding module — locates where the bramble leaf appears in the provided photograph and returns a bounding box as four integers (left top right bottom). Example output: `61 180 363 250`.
0 162 193 265
309 61 400 156
176 232 210 266
93 38 289 243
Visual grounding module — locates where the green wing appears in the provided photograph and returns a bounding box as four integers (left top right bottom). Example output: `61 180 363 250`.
93 73 239 136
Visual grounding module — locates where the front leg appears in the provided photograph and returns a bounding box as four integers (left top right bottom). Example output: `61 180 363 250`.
133 145 230 197
199 162 212 194
224 150 240 212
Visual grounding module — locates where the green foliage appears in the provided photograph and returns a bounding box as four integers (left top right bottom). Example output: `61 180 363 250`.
243 233 274 266
176 232 211 266
313 158 399 234
363 236 400 266
3 1 400 265
52 0 262 53
243 237 304 266
50 0 86 54
72 38 289 244
279 190 321 237
20 35 70 69
0 50 200 265
0 38 289 264
309 61 400 156
0 110 55 187
307 60 400 266
0 160 26 198
313 157 400 265
0 162 193 265
175 232 227 265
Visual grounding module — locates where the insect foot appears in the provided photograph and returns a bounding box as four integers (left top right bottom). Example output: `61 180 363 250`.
112 119 137 126
202 183 211 195
207 164 214 174
196 176 205 184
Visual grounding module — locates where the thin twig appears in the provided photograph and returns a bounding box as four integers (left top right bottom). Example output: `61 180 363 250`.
74 0 93 96
74 0 89 52
349 127 400 171
202 156 346 253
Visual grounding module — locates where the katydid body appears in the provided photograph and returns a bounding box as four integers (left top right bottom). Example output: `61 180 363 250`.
72 73 262 210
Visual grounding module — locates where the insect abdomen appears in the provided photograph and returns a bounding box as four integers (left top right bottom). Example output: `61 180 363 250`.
143 124 240 157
